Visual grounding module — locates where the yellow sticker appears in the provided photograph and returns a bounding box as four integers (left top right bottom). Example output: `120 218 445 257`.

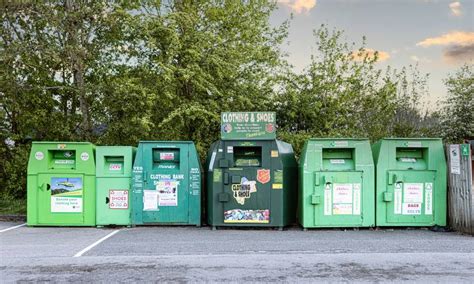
57 144 66 149
272 183 283 189
271 150 279 158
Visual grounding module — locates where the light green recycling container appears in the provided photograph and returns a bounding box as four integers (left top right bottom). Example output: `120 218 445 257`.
299 139 375 228
131 141 201 226
372 138 447 227
96 146 135 226
27 142 96 226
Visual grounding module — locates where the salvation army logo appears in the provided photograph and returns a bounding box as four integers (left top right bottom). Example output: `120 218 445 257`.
265 123 275 133
257 169 270 184
222 123 233 133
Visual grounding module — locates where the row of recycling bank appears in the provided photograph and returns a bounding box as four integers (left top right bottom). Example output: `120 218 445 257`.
26 112 457 228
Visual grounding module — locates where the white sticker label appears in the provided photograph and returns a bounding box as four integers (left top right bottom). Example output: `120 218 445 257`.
402 203 421 215
324 185 332 215
35 151 44 160
55 160 74 164
218 148 223 152
353 183 361 215
400 158 416 163
109 190 128 209
80 152 89 161
334 141 348 147
404 183 423 203
394 183 402 214
209 152 217 171
449 145 461 175
143 190 158 211
330 159 345 164
333 184 353 204
51 196 82 213
109 163 122 171
425 183 433 215
406 141 422 147
227 146 233 153
333 204 353 215
156 180 178 206
160 152 174 160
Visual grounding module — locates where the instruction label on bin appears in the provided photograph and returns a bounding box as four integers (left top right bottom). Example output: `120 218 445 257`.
324 183 361 215
402 203 421 215
156 180 178 206
109 190 128 209
143 190 158 211
404 183 423 203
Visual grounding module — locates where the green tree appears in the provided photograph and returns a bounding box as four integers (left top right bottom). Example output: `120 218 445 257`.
0 1 138 199
439 64 474 143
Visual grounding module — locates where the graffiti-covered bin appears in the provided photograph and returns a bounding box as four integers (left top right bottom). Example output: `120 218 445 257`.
372 138 447 227
131 141 201 226
207 112 298 229
27 142 96 226
96 146 136 226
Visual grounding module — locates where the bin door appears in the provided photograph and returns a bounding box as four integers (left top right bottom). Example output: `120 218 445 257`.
313 171 363 226
221 143 271 224
142 145 189 224
385 170 436 224
37 174 85 224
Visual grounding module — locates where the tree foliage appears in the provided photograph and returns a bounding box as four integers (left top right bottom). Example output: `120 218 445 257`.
0 1 470 201
438 64 474 143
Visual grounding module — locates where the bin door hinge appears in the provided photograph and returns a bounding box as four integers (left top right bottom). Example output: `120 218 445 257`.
314 172 320 186
218 193 230 202
231 175 241 184
223 172 229 185
383 192 393 202
311 194 321 205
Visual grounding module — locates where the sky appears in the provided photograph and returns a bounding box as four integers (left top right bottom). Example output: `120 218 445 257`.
270 0 474 109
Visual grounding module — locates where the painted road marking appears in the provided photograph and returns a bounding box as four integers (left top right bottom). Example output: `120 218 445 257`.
0 223 26 233
73 229 120 258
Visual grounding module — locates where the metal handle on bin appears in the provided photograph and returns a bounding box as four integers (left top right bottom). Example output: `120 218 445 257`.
223 172 229 185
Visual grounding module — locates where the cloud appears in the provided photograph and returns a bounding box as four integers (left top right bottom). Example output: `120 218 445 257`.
449 1 462 16
410 55 432 63
444 44 474 63
350 48 390 62
417 31 474 64
417 31 474 47
278 0 317 14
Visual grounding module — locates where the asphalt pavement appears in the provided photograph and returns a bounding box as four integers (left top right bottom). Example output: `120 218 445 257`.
1 223 473 282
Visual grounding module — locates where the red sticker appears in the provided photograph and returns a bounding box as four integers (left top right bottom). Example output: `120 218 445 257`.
257 169 271 184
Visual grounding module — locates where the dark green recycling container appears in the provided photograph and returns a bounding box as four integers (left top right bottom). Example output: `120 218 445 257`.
96 146 135 226
131 141 201 226
207 112 298 228
372 138 447 227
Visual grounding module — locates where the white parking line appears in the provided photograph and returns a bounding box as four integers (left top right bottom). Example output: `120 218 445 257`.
73 229 120 257
0 223 26 233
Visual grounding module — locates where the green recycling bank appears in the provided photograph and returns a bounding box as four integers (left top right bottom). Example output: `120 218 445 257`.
207 112 298 228
96 146 135 226
299 139 375 228
27 142 96 226
372 138 447 227
131 141 201 226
